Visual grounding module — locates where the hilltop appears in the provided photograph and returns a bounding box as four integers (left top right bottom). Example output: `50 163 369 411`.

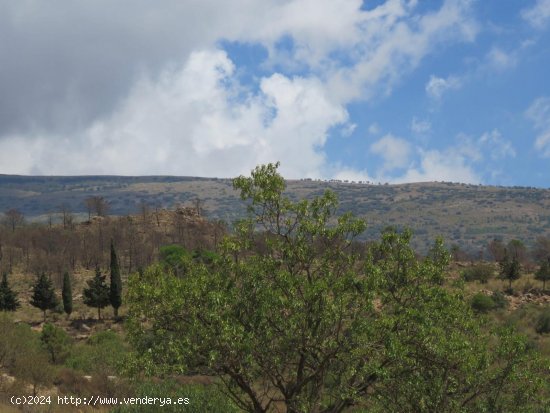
1 174 549 253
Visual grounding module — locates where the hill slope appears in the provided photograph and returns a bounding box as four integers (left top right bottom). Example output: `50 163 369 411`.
1 174 549 253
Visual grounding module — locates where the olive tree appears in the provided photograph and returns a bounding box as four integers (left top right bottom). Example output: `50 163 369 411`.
126 163 547 413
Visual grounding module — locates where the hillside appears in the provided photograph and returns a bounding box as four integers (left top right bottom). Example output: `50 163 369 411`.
1 174 550 253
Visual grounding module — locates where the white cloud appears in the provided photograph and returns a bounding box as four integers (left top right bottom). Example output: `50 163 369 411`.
411 117 431 134
522 0 550 29
485 47 517 71
0 0 479 180
425 75 462 99
370 134 411 172
394 147 480 184
478 129 516 160
368 123 381 135
0 50 347 178
526 97 550 157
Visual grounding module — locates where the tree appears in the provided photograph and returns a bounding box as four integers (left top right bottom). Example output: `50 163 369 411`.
487 238 506 262
535 257 550 290
0 272 20 311
126 163 547 412
62 271 73 317
83 267 110 320
507 239 528 265
3 208 24 232
30 273 59 322
84 196 110 219
499 250 521 290
109 241 122 318
40 323 71 364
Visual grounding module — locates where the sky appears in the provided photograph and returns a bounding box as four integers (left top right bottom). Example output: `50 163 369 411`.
0 0 549 187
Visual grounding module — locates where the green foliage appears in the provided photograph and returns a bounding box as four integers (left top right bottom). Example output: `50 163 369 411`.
125 163 548 412
499 251 521 290
111 380 238 413
461 263 494 283
110 241 123 317
159 244 192 276
490 290 509 310
535 309 550 335
0 272 20 311
83 267 110 320
62 271 73 316
40 323 72 364
65 330 128 375
471 293 496 313
535 258 550 290
30 272 59 321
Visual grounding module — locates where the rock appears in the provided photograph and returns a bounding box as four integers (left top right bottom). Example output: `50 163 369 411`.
81 323 91 331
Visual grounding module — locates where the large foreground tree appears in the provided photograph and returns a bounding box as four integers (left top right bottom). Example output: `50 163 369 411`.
126 163 547 412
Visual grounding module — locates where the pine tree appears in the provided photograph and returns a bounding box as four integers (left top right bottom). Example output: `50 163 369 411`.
30 273 59 322
0 272 20 311
109 241 122 318
83 267 110 320
62 271 73 318
535 257 550 290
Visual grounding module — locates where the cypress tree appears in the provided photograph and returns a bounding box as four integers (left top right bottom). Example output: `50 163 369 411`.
0 272 20 311
109 240 122 318
30 273 59 322
83 267 110 320
62 271 73 318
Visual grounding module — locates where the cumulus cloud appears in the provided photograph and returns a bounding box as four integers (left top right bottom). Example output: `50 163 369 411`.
395 147 480 183
0 0 479 179
525 97 550 157
522 0 550 29
0 50 347 178
370 134 411 172
374 129 514 184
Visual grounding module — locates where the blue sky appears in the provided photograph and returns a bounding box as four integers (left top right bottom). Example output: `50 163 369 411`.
0 0 549 187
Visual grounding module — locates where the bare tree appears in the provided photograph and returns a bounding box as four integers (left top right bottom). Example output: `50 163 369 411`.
3 208 24 232
84 196 110 218
59 203 74 229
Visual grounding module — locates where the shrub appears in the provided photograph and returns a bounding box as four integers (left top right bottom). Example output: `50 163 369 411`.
535 310 550 335
490 290 509 310
471 293 495 313
462 263 494 283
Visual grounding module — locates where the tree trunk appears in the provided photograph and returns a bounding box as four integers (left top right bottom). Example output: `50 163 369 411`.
98 307 101 320
113 307 119 319
43 310 46 323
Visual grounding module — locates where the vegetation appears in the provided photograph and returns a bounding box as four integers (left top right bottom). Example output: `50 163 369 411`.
126 163 548 412
83 267 110 320
110 241 122 318
461 263 494 283
499 251 521 290
535 257 550 290
40 323 71 364
61 271 73 317
536 310 550 335
30 272 59 322
0 272 19 311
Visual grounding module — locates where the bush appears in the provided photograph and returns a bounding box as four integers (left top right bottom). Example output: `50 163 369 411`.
535 310 550 334
65 330 127 374
490 290 509 310
471 293 495 313
462 264 494 283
